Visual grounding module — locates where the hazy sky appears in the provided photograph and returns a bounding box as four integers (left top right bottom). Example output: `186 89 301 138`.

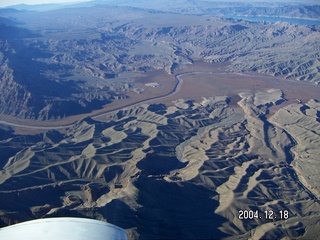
0 0 91 8
0 0 317 8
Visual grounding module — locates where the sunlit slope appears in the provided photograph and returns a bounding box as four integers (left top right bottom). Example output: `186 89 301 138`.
270 99 320 199
0 90 319 239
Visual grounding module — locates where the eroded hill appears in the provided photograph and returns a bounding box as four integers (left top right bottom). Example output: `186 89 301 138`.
0 89 319 239
0 5 319 120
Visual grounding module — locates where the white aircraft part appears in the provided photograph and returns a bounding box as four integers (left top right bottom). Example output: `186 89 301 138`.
0 217 127 240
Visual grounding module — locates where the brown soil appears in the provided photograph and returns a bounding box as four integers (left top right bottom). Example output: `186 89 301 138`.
157 61 320 113
2 61 320 134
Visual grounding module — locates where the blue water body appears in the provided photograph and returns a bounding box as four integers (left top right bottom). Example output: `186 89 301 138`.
226 15 320 26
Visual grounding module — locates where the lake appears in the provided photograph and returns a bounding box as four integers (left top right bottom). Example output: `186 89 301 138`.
226 15 320 26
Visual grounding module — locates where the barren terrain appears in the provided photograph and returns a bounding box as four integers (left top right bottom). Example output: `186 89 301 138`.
0 1 320 240
0 4 319 121
1 88 320 239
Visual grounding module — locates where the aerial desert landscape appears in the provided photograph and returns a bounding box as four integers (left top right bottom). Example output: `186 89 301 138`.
0 0 319 239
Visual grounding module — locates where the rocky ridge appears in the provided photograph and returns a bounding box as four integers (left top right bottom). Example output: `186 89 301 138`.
0 89 319 239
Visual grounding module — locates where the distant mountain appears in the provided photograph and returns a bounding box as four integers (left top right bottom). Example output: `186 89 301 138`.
3 0 320 20
84 0 320 20
2 3 84 12
216 4 320 19
0 5 319 120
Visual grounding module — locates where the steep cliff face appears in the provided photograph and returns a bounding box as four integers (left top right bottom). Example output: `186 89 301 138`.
0 36 114 120
0 54 108 120
0 51 34 118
